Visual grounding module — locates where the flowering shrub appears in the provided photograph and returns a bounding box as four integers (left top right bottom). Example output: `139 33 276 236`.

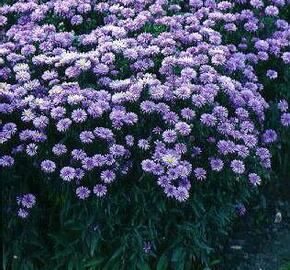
1 0 290 269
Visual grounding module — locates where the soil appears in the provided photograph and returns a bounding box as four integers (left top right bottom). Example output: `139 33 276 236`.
224 222 290 270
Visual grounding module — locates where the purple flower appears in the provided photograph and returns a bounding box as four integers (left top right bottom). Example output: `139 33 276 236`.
282 52 290 64
194 167 207 181
200 114 217 127
164 185 176 198
60 167 76 182
71 109 87 123
18 208 29 218
71 149 87 161
56 118 72 132
278 100 288 112
93 184 107 197
266 70 278 79
138 139 150 150
265 5 279 16
174 187 189 202
210 158 224 172
230 160 245 174
79 131 95 144
262 129 278 143
162 130 177 143
76 186 91 200
26 143 38 156
52 144 67 156
21 194 36 208
181 108 196 120
235 203 246 216
281 113 290 126
41 160 56 173
175 122 191 136
141 159 156 172
0 155 14 167
143 242 152 253
248 173 261 186
100 170 116 183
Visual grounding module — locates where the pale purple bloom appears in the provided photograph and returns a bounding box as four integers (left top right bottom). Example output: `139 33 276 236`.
137 138 149 150
21 194 36 208
143 242 152 253
26 143 38 156
0 155 14 167
93 184 107 197
41 160 56 173
18 208 29 218
230 160 245 174
71 109 87 123
174 187 189 202
52 144 67 156
266 70 278 79
79 131 95 144
76 186 91 200
194 167 207 181
210 158 224 172
265 5 279 16
101 170 116 183
281 113 290 126
56 118 72 132
278 100 288 112
248 173 261 186
60 167 76 182
262 129 278 143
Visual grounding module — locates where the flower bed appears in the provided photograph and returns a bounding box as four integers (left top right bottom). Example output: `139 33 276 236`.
1 0 290 269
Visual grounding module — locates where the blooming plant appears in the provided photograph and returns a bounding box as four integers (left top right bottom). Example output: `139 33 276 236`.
1 0 290 269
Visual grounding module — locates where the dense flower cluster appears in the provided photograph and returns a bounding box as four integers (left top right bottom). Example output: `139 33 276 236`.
0 0 290 206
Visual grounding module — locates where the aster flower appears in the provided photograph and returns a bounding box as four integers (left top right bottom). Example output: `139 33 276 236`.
56 118 72 133
210 158 224 172
235 203 246 216
281 113 290 126
93 184 107 197
174 187 189 202
79 131 95 144
143 242 152 253
71 109 87 123
194 168 207 181
162 130 177 143
277 100 288 112
248 173 261 186
76 186 91 200
60 167 76 182
41 160 56 173
262 129 278 144
266 70 278 79
138 139 150 150
52 144 67 156
21 194 36 208
230 160 245 174
100 170 116 183
26 143 38 157
1 0 290 209
18 208 29 218
0 155 14 167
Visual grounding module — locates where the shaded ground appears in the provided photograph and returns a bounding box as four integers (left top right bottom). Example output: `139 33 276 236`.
225 221 290 270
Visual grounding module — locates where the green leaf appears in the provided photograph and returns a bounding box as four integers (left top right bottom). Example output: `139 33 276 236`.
157 254 169 270
137 262 151 270
84 258 104 268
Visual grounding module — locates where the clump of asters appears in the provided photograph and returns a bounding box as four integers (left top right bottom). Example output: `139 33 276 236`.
0 0 289 215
